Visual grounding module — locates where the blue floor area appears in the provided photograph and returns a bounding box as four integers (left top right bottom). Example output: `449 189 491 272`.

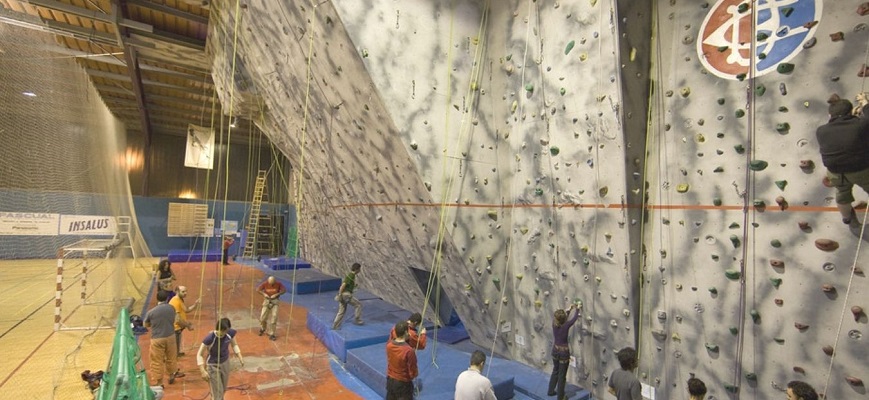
240 260 592 399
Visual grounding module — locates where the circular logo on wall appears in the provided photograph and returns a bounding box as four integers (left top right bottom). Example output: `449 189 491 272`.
698 0 821 80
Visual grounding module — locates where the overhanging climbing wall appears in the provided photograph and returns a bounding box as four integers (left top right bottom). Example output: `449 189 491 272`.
640 1 869 399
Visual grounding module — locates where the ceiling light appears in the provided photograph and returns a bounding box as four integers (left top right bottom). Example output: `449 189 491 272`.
229 117 237 128
22 91 36 97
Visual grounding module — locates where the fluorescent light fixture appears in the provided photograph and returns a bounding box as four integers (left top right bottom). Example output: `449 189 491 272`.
229 117 237 128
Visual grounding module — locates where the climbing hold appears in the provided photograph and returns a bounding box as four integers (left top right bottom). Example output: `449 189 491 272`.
709 287 718 295
814 239 839 251
564 40 576 55
550 146 560 156
830 32 845 41
859 64 869 77
859 2 869 16
745 373 758 381
725 269 741 280
730 235 740 248
770 239 782 248
773 337 785 344
781 6 794 17
822 345 834 356
717 98 726 105
757 32 769 41
599 186 608 197
676 183 689 193
487 209 498 221
777 63 795 74
724 384 739 394
750 309 760 323
525 83 534 93
713 166 724 173
492 278 500 284
704 343 719 352
410 142 418 150
794 366 806 374
753 199 766 208
775 298 784 306
755 84 766 96
795 322 810 331
804 21 819 29
735 109 746 118
713 197 722 206
803 37 817 49
465 284 473 291
515 273 523 280
852 306 864 321
775 180 788 190
799 159 814 170
775 196 788 210
534 299 543 308
734 144 746 154
846 376 864 386
770 278 782 288
680 87 691 98
821 284 836 293
511 100 518 113
775 123 790 134
559 87 566 96
717 45 729 52
770 259 784 268
779 106 789 112
749 160 769 171
519 227 528 234
798 221 810 231
729 326 739 335
672 333 681 341
736 73 747 81
535 188 544 196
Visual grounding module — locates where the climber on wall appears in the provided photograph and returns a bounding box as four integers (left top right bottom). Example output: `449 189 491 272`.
816 92 869 225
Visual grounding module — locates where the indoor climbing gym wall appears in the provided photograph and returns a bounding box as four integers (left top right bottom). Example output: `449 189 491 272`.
639 1 869 399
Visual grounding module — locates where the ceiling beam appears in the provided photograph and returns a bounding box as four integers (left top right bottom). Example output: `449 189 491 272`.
25 0 152 32
133 29 205 51
86 68 213 97
126 0 208 25
97 85 215 107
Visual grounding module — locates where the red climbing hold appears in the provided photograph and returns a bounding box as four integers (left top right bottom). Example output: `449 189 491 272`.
815 239 839 251
859 64 869 78
858 3 869 16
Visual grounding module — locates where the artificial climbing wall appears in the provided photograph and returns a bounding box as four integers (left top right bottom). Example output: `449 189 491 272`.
639 1 869 399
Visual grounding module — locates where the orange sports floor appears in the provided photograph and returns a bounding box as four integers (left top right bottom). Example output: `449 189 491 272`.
0 258 363 400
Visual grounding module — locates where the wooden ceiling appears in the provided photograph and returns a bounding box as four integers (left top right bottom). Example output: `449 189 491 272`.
0 0 257 143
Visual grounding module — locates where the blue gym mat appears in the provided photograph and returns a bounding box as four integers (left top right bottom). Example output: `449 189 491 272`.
262 256 312 271
167 249 221 262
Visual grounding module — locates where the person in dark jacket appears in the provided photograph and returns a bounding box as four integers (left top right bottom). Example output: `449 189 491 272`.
816 93 869 225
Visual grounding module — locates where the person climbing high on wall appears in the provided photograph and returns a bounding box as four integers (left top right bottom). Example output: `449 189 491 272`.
816 92 869 225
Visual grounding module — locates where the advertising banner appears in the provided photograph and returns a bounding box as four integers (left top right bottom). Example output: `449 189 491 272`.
59 215 117 236
0 211 60 236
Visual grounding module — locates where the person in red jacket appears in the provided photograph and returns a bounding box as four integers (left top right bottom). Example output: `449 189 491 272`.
385 321 418 400
389 312 427 350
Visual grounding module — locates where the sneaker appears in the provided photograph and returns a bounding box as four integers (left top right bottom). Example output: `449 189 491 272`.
258 328 265 336
353 320 364 326
269 335 277 341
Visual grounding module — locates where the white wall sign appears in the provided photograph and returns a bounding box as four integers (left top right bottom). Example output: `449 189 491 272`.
59 215 117 235
221 220 239 235
184 124 215 170
0 211 60 236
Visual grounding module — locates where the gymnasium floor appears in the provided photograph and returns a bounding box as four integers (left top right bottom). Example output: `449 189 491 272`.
0 257 365 400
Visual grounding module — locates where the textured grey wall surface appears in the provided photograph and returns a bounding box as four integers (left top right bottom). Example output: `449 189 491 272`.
206 0 869 399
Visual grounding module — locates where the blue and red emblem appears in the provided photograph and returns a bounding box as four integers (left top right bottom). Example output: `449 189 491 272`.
698 0 822 80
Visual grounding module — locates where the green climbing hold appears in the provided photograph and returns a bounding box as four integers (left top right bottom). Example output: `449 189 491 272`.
753 199 765 207
738 3 749 12
776 123 790 133
749 160 769 171
492 278 501 285
560 87 566 96
717 98 726 105
717 46 729 52
736 73 747 81
730 234 741 248
713 166 724 173
465 284 473 291
757 32 769 41
725 384 739 394
410 142 418 150
564 40 576 55
755 84 766 96
770 239 782 248
729 326 739 335
750 309 761 323
777 63 795 74
487 209 498 221
729 222 740 229
519 227 529 235
734 144 746 154
773 337 785 344
713 197 722 206
705 343 719 352
782 7 794 17
525 83 534 92
735 109 746 118
758 52 767 60
725 269 741 280
709 287 718 294
535 188 544 196
746 373 758 380
775 180 788 190
770 277 783 288
778 106 789 112
676 183 690 193
550 146 560 156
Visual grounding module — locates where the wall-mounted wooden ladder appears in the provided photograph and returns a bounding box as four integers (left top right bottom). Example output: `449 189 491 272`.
242 170 267 258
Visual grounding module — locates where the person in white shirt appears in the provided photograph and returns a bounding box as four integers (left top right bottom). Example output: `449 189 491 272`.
454 350 496 400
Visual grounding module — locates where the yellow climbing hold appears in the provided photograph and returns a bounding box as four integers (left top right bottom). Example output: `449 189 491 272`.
676 183 690 193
